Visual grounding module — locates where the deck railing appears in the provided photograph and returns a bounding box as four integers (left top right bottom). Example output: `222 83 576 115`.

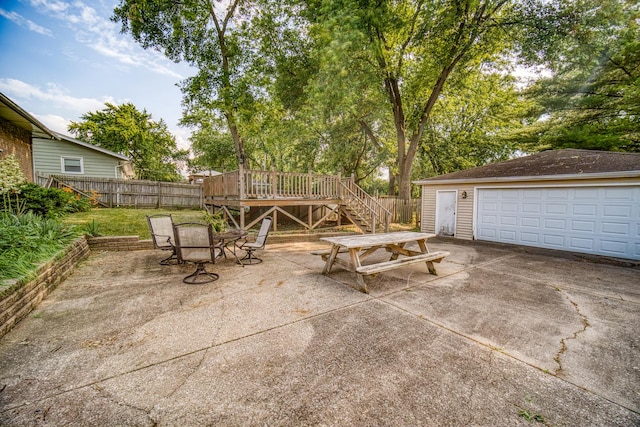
204 170 342 200
340 179 391 232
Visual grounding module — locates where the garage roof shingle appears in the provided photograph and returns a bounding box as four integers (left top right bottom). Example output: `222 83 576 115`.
417 149 640 183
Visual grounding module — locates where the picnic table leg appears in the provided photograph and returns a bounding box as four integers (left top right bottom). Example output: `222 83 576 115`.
388 242 406 261
417 239 437 275
348 248 368 293
322 245 340 275
356 274 368 293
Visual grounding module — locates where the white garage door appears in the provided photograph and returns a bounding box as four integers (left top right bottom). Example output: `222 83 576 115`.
476 186 640 260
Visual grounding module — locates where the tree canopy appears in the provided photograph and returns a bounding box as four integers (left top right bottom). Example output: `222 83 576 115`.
68 103 188 182
517 0 640 152
111 0 639 196
113 0 256 168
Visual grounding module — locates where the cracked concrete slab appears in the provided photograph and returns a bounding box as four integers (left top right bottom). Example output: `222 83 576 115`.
1 238 639 426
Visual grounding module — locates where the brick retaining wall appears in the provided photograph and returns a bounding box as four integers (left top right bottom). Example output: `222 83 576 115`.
87 236 154 251
0 237 90 339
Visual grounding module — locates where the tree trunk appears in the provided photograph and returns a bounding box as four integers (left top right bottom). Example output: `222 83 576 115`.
388 172 396 196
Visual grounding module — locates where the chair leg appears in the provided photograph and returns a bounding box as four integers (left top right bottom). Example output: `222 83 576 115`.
183 262 219 284
160 250 179 265
238 249 262 265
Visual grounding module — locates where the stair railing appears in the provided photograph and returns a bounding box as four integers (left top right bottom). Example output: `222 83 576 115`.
339 178 391 233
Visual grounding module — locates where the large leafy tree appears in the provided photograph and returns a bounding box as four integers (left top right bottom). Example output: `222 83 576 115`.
113 0 255 168
298 0 527 198
518 0 639 152
417 69 529 178
68 103 187 181
297 0 601 198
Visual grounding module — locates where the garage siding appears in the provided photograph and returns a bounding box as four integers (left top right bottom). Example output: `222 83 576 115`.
420 184 474 239
420 176 640 259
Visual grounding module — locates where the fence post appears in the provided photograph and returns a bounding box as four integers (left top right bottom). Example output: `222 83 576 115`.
109 180 114 208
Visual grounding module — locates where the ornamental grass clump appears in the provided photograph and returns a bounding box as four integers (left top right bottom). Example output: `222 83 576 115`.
0 155 81 287
0 211 80 287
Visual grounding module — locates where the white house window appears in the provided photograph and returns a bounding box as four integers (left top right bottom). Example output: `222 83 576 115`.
61 157 83 174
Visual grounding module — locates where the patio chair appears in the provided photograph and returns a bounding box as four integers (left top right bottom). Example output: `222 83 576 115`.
173 222 221 284
235 216 272 265
147 214 178 265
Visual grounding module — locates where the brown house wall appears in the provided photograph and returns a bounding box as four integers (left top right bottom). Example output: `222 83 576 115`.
0 118 33 182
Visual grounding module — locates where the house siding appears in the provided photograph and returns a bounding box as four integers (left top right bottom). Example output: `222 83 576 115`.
0 118 33 182
420 176 640 241
33 138 121 178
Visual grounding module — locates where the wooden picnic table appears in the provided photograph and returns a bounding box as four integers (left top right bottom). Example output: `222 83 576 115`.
315 231 449 293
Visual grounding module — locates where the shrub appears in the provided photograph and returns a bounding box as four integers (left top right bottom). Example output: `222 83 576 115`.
202 211 228 232
0 154 26 194
5 183 92 218
0 211 80 285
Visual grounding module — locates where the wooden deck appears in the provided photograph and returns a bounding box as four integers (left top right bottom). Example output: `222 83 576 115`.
203 168 390 233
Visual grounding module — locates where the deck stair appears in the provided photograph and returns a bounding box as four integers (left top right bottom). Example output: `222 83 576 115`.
339 179 391 234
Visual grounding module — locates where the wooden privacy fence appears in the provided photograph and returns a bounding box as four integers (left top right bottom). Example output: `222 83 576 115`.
34 173 420 222
375 197 421 225
38 174 203 208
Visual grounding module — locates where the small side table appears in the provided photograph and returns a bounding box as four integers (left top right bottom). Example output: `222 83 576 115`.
213 229 248 265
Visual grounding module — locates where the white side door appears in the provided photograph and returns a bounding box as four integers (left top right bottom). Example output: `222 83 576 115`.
436 190 457 236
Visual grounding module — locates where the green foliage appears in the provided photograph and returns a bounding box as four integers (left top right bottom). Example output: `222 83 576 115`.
0 211 79 285
84 219 101 237
518 409 545 423
187 122 238 173
289 0 532 197
518 0 640 152
4 183 92 218
68 103 189 181
416 71 529 177
201 211 228 233
114 0 256 166
112 0 636 196
0 154 26 194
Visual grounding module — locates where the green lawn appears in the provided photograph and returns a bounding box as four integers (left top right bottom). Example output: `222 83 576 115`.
63 208 208 239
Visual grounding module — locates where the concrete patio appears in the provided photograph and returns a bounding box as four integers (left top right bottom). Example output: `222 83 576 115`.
0 237 639 426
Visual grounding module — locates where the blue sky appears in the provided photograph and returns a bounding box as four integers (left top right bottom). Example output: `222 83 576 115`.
0 0 196 149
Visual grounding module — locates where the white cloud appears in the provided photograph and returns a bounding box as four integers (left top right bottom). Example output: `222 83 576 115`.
0 78 111 112
1 78 191 150
27 0 185 79
29 0 69 15
33 113 71 134
0 8 53 36
173 127 192 151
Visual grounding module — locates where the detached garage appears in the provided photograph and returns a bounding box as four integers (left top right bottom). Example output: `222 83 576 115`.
415 149 640 260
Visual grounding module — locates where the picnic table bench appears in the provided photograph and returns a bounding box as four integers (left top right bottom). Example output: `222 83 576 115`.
315 232 449 293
